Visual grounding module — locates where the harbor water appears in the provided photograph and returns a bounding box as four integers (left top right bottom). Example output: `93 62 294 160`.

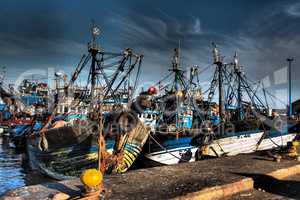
0 136 51 196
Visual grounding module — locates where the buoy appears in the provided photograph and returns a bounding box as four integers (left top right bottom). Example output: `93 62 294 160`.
80 169 103 190
292 141 299 147
288 141 299 158
148 86 157 95
176 90 184 97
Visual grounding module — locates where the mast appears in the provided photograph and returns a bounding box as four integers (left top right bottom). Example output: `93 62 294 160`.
172 47 180 129
286 57 294 117
89 23 100 101
234 52 242 120
212 43 225 135
171 41 186 93
172 48 180 92
189 66 197 88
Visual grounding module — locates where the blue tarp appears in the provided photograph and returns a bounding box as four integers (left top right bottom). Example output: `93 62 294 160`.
21 96 45 106
33 122 43 131
0 104 6 111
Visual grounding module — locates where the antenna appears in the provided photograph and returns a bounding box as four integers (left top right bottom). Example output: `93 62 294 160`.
178 40 181 67
286 57 294 117
90 20 101 50
233 51 239 70
212 42 221 64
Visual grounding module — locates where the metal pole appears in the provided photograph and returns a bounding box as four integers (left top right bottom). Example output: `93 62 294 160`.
218 63 225 135
89 22 100 103
98 107 103 172
287 57 294 117
233 52 242 121
237 71 242 120
90 49 97 101
212 43 224 135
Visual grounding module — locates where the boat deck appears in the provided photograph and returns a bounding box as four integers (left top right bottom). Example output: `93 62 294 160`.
2 152 300 200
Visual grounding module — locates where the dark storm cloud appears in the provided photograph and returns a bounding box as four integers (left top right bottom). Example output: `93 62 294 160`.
0 0 299 105
104 0 300 106
0 0 86 81
226 1 300 79
0 1 66 52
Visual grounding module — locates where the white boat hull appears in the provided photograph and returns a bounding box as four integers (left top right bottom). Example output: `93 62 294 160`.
145 132 297 165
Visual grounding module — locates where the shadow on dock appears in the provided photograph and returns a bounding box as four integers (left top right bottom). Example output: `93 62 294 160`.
41 182 83 198
234 172 300 199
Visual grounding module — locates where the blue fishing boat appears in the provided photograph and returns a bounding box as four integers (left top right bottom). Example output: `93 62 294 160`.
142 46 298 165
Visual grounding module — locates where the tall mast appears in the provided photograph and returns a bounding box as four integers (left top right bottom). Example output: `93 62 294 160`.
189 66 198 87
286 57 294 117
234 52 242 120
170 40 186 93
212 43 224 135
89 22 100 101
172 48 180 92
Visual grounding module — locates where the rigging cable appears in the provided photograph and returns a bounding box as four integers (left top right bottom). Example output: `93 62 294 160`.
148 134 190 162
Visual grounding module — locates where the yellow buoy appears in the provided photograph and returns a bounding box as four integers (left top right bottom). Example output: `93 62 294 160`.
288 141 299 158
80 169 103 189
292 141 299 147
176 90 184 97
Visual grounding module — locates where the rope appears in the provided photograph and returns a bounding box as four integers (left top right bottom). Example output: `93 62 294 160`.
214 136 225 154
256 118 283 150
131 57 142 98
150 128 225 159
154 72 173 87
148 134 190 162
243 74 286 106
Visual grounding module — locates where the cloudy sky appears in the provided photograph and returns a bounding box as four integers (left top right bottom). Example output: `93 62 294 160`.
0 0 299 107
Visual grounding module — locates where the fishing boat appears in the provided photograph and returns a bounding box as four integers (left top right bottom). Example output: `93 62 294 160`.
26 110 149 179
0 76 49 138
140 45 298 165
9 121 43 149
144 130 297 165
26 24 148 180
